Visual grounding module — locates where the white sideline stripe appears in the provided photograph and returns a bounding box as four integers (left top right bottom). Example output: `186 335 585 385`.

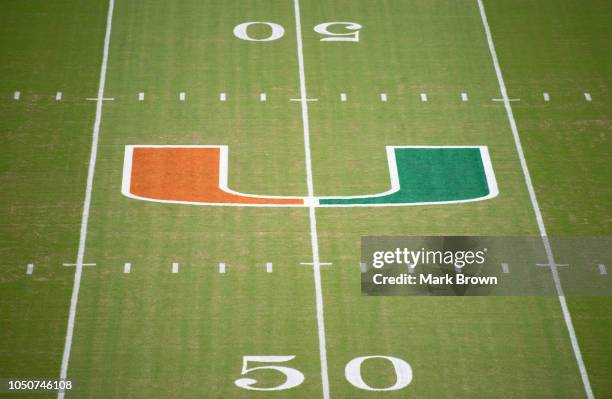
501 263 509 274
56 92 63 101
380 93 388 102
124 262 131 274
599 264 607 275
293 1 329 398
461 92 469 102
179 92 186 101
27 263 34 275
260 93 267 102
477 1 593 397
58 1 114 397
420 93 428 102
340 93 347 102
543 92 550 102
584 92 592 102
138 92 144 101
219 262 226 274
172 262 179 273
14 91 21 100
220 92 226 101
266 262 273 273
360 262 367 273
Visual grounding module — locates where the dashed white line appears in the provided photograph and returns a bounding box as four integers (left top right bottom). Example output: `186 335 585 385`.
219 262 226 274
584 92 592 102
260 93 267 102
124 262 131 274
501 263 509 274
461 92 469 102
138 92 144 101
340 93 347 102
360 262 367 273
543 92 550 102
220 92 227 101
380 93 388 102
56 92 63 101
266 262 273 273
599 264 607 275
26 263 34 275
179 92 186 101
14 91 21 100
420 93 428 102
172 262 179 273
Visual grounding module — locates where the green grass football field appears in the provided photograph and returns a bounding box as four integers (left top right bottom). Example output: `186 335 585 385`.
1 0 611 398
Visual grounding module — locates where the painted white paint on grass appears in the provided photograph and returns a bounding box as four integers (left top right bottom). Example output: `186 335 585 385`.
56 92 63 101
407 263 415 274
172 262 179 273
62 263 96 267
501 263 509 274
179 92 186 101
138 92 144 101
86 97 114 101
584 92 592 102
293 1 330 397
478 1 593 397
599 264 607 275
124 262 131 274
420 93 428 102
260 93 267 102
220 92 226 101
543 92 550 102
380 93 388 102
360 262 367 273
59 0 115 396
461 92 469 102
340 93 347 102
26 263 34 275
219 262 226 274
14 91 20 100
266 262 273 273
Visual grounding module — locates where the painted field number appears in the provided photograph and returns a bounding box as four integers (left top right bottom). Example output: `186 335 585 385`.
235 354 412 392
234 21 362 42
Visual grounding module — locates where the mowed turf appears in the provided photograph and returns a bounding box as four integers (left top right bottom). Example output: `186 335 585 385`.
0 1 610 398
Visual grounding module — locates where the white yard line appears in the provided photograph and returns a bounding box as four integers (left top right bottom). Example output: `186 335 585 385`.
292 1 330 398
57 0 115 397
477 1 594 397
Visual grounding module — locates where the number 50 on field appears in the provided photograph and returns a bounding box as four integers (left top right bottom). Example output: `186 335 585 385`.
234 21 362 42
235 355 412 392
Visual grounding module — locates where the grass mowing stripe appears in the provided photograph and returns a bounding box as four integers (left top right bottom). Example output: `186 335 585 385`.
293 0 330 398
58 0 115 396
477 1 594 398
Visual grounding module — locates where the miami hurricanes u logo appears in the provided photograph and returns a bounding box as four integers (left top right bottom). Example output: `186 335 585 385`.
122 145 498 207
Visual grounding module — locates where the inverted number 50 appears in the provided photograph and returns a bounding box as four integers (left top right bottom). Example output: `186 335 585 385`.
233 22 362 42
234 354 412 391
